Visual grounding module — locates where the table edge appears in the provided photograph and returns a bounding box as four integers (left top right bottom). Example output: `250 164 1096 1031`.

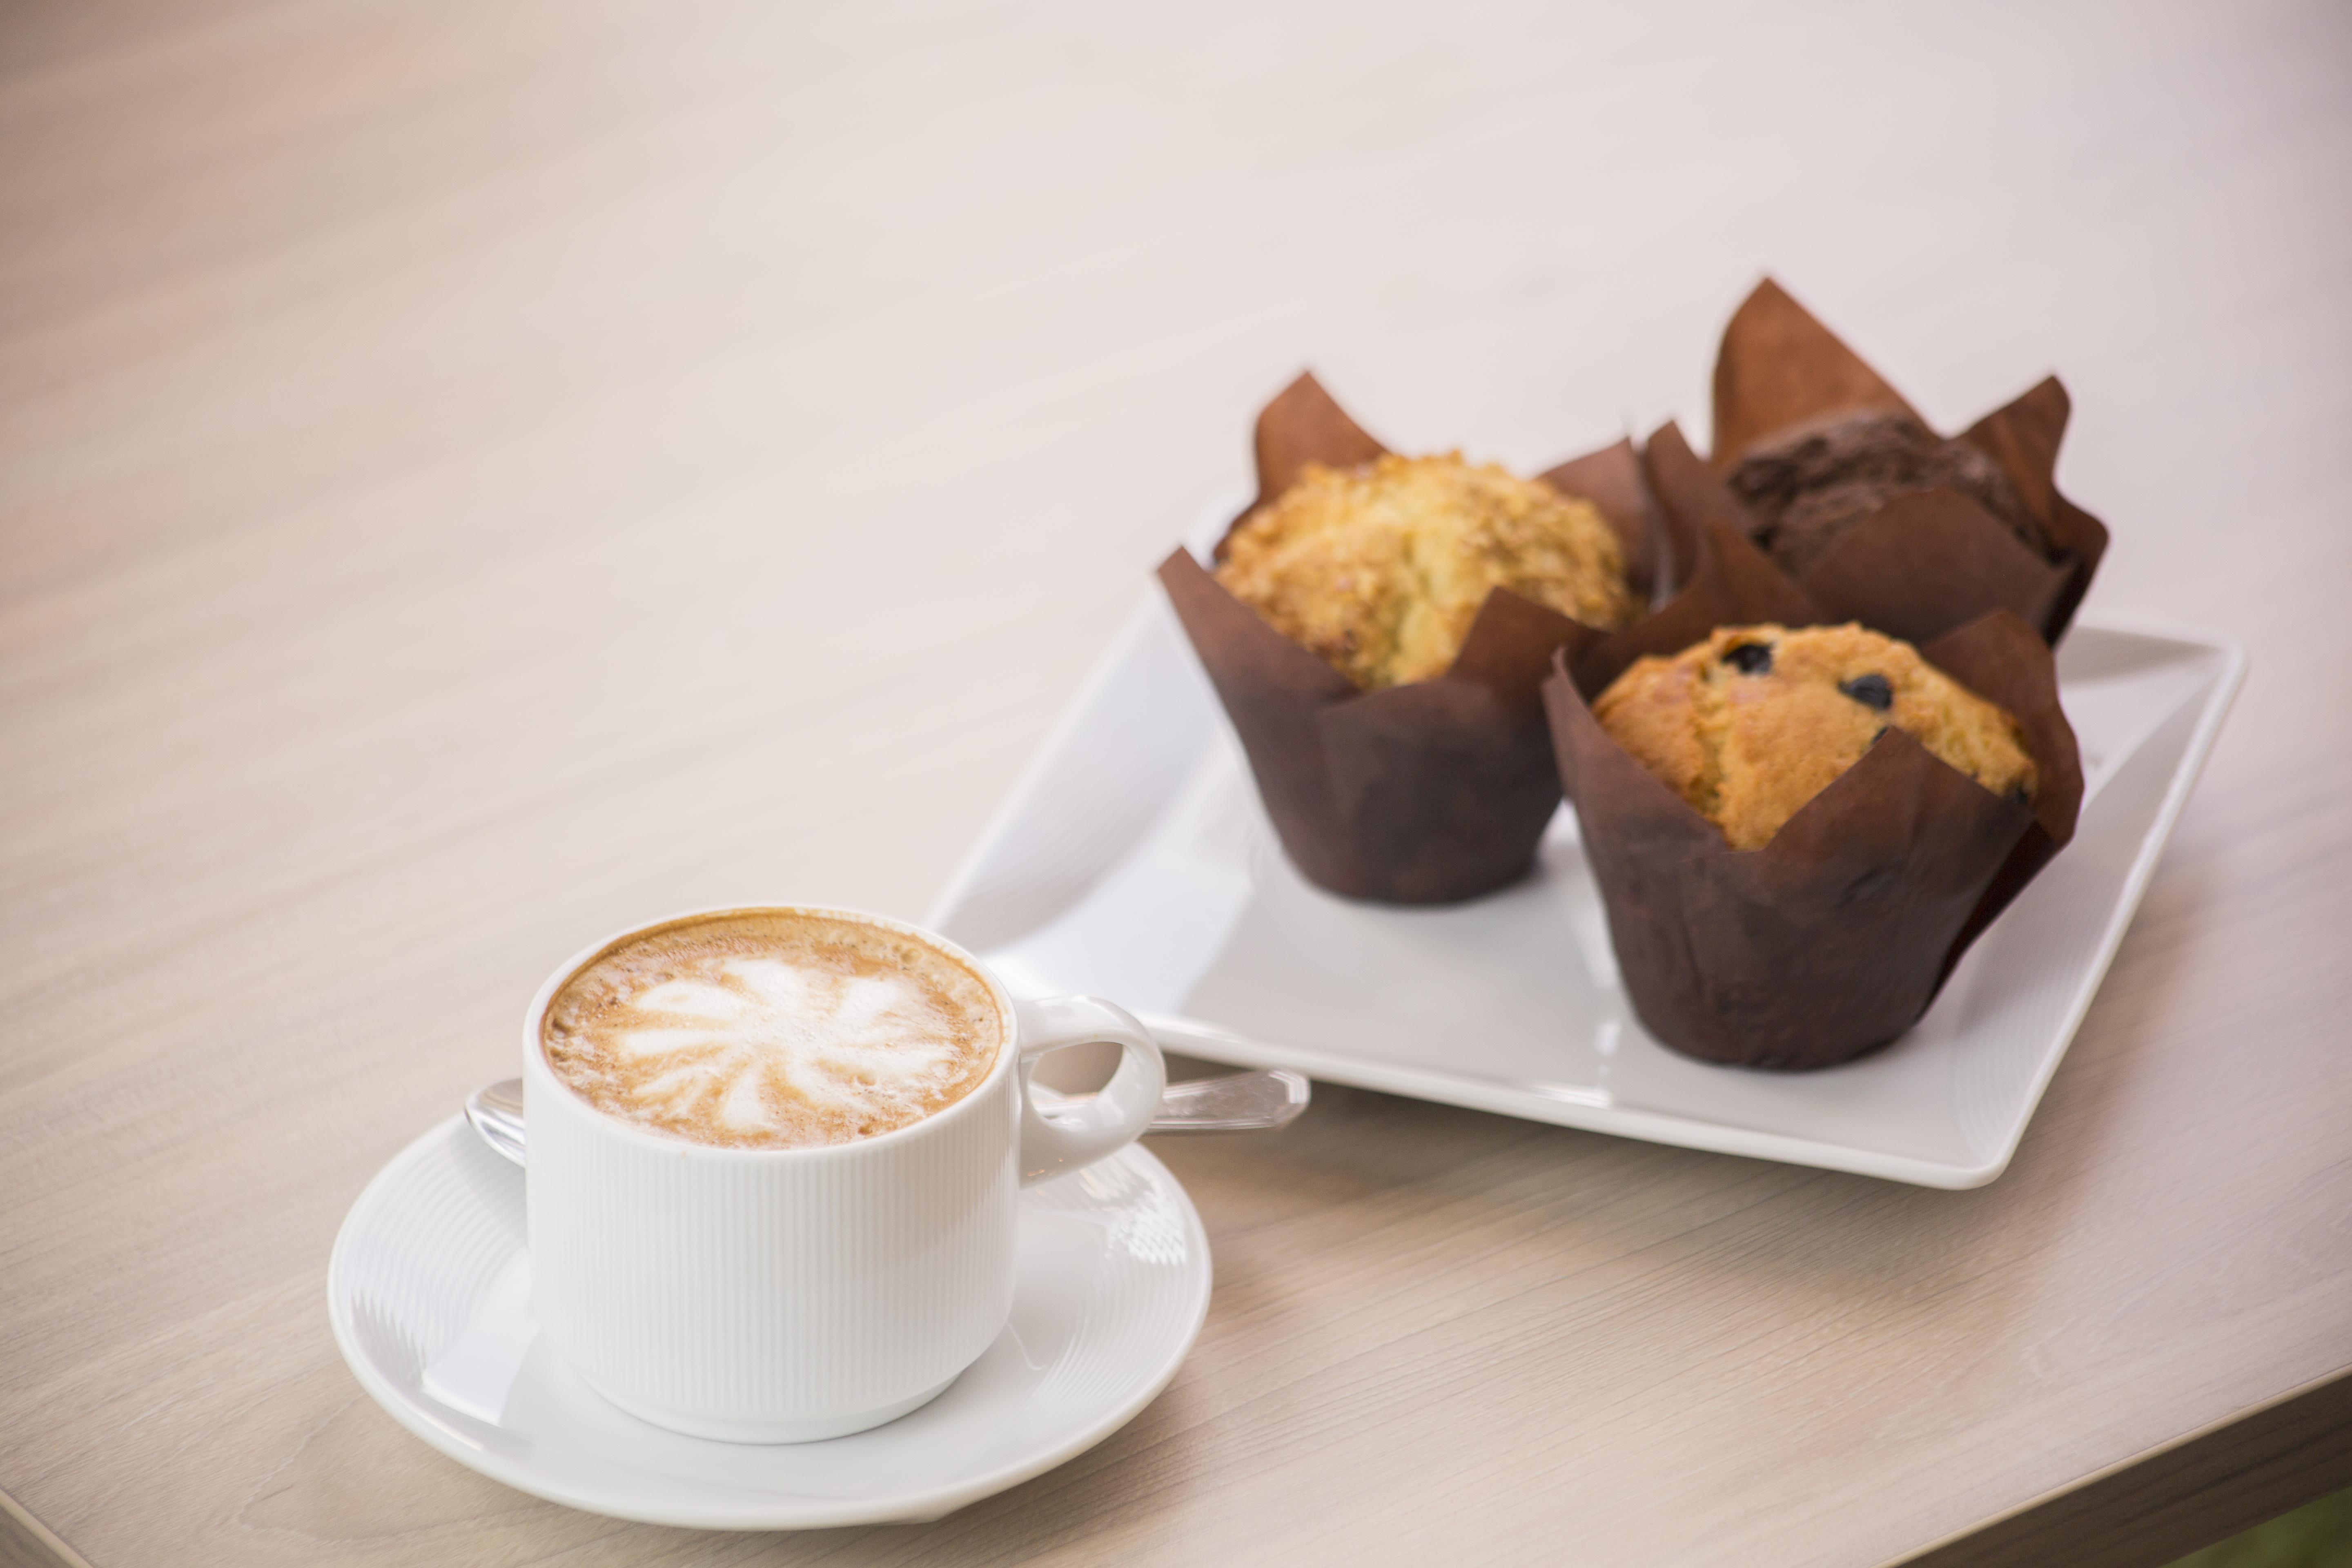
1895 1364 2352 1568
0 1485 94 1568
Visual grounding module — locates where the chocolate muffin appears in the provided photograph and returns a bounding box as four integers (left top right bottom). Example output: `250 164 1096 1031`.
1215 452 1637 690
1594 622 2036 851
1728 411 2051 578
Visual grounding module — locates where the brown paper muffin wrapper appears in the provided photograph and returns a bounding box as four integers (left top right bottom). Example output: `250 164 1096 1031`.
1158 372 1660 904
1698 278 2110 646
1539 490 2085 1068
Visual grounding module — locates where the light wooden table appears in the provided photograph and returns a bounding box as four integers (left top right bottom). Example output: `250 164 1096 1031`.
5 1 2350 1564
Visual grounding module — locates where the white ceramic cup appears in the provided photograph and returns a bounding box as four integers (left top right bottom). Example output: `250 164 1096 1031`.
522 904 1167 1443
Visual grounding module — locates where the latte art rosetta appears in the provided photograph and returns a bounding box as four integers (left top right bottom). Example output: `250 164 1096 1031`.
604 958 971 1132
543 912 1004 1149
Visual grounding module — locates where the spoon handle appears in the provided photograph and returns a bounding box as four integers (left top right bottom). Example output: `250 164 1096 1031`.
1151 1068 1314 1132
466 1065 1309 1167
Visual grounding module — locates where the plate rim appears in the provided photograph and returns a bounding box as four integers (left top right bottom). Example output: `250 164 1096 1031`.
933 599 2247 1190
327 1116 1214 1529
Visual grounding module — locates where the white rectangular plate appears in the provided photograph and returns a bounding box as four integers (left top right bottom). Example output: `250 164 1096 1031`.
932 575 2243 1189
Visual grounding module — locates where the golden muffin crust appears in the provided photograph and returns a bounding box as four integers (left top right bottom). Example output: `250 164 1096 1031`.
1593 623 2037 850
1214 453 1637 690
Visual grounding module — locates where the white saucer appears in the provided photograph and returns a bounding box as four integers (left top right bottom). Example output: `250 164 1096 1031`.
327 1116 1212 1528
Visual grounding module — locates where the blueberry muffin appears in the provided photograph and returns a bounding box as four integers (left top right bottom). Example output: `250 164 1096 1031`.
1728 411 2051 577
1215 452 1637 690
1594 622 2036 850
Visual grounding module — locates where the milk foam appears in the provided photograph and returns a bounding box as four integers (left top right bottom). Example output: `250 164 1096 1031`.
543 913 1003 1149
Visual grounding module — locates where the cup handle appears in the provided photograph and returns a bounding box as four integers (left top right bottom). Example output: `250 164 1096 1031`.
1014 996 1167 1187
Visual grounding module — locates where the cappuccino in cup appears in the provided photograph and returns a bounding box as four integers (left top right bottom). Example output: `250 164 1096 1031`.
524 904 1165 1442
542 910 1004 1150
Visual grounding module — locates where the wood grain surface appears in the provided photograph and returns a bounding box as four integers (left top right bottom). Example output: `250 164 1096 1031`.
4 1 2350 1564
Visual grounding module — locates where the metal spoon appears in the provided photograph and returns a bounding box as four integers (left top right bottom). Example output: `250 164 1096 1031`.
466 1065 1309 1167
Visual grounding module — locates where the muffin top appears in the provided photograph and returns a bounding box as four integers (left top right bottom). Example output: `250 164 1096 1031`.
1215 452 1637 690
1728 410 2051 578
1593 622 2036 850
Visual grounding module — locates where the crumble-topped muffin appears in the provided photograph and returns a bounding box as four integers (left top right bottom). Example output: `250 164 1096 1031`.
1214 452 1637 690
1593 622 2036 850
1728 410 2051 577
